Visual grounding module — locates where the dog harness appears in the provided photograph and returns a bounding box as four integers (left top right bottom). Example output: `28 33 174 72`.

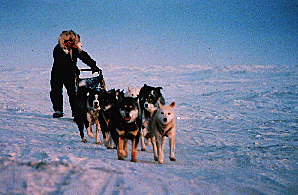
156 121 173 137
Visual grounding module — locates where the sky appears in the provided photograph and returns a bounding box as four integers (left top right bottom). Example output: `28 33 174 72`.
0 0 298 70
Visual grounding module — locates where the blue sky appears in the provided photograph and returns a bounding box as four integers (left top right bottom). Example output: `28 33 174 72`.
1 0 297 69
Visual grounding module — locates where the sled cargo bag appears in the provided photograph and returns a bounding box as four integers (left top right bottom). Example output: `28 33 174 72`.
75 69 106 91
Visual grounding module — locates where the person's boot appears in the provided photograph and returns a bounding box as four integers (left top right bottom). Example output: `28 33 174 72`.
53 110 64 118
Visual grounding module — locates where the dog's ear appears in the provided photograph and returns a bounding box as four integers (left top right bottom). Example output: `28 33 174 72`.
157 87 163 91
139 84 146 96
170 102 175 107
156 87 163 94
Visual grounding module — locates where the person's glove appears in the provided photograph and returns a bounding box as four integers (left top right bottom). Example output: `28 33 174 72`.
91 66 101 74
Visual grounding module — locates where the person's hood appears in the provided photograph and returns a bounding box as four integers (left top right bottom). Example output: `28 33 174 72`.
58 30 82 53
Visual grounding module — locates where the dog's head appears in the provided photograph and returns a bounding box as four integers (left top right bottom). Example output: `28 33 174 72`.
118 97 140 123
139 84 163 113
115 89 125 103
124 87 141 98
100 89 123 111
156 102 175 126
87 89 102 110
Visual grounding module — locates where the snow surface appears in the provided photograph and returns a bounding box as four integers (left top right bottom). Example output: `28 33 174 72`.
0 64 297 194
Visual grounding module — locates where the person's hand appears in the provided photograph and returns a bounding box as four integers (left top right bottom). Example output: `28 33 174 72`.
91 66 101 74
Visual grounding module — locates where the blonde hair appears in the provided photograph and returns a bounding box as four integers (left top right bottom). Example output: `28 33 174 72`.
58 30 82 52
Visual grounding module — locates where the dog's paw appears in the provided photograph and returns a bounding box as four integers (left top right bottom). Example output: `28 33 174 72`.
158 160 164 164
154 156 158 161
104 142 110 148
88 132 94 138
141 148 147 151
82 138 88 143
96 141 103 145
118 155 125 160
131 158 138 163
169 157 176 161
123 151 128 158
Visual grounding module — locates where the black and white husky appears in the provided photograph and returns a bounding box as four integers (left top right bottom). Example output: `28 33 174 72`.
109 97 141 162
85 89 107 144
138 84 165 151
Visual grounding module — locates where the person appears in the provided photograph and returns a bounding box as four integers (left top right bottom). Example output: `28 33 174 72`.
50 30 100 119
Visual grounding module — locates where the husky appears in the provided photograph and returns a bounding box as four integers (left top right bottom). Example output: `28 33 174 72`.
138 84 165 151
109 97 141 162
99 89 124 149
75 86 90 142
146 102 176 164
85 89 107 144
124 87 141 98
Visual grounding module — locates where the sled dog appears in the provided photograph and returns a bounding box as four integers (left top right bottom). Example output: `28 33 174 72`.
85 89 107 144
109 97 141 162
75 86 90 142
99 89 124 148
138 84 165 151
147 102 176 164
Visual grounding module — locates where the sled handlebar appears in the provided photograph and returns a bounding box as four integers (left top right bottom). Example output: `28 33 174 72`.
80 69 103 75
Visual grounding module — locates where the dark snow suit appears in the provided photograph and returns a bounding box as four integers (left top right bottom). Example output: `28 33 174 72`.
50 44 97 120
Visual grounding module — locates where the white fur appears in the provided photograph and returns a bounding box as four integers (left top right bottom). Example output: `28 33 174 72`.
148 102 176 164
129 109 139 122
124 87 141 98
144 101 158 113
120 108 139 123
93 94 100 109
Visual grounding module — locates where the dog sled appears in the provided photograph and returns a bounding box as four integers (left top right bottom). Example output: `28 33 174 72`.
75 68 106 93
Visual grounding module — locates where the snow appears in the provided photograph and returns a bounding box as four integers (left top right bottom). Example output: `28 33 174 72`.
0 64 297 194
